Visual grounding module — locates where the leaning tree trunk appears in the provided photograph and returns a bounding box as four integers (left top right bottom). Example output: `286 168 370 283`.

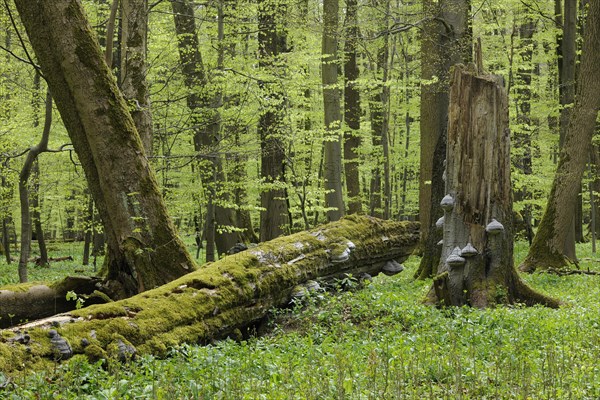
519 0 600 273
428 64 559 308
14 0 196 299
0 215 419 373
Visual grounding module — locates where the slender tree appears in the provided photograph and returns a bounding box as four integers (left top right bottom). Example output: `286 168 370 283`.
257 0 290 241
322 0 345 221
169 0 242 259
343 0 362 215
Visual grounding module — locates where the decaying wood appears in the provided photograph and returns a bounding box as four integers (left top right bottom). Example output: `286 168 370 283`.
0 276 104 328
0 215 418 373
427 64 559 308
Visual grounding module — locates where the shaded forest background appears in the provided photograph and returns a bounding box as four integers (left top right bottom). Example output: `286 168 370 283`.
0 0 597 274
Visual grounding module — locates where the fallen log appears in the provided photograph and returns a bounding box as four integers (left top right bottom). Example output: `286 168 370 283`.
0 276 105 328
0 215 418 373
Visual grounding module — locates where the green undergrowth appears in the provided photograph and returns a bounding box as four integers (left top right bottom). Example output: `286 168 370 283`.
2 241 600 398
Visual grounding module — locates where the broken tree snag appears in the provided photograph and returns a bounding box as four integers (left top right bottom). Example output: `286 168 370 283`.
0 215 418 373
428 64 560 309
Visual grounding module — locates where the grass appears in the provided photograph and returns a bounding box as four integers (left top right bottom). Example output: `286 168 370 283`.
1 240 600 399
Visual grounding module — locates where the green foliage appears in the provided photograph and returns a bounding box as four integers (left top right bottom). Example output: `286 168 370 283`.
2 242 600 398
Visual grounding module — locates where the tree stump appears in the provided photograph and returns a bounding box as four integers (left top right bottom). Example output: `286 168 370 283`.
428 64 559 308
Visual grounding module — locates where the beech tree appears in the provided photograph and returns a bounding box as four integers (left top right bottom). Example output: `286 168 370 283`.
13 0 196 298
322 0 345 221
415 0 471 279
519 0 600 273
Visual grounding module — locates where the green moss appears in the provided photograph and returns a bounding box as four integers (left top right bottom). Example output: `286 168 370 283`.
84 344 106 364
0 282 43 292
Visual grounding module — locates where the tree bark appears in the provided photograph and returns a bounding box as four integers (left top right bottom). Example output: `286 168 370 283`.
322 0 345 221
415 0 471 279
17 91 53 283
0 215 419 373
343 0 362 215
428 64 559 308
170 0 242 259
14 0 196 298
258 0 290 242
519 0 600 273
120 0 153 155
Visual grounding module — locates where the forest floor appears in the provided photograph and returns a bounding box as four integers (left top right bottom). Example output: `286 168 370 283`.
1 239 600 399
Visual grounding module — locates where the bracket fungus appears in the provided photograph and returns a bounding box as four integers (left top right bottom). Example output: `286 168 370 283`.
440 194 455 211
485 219 505 235
460 242 478 258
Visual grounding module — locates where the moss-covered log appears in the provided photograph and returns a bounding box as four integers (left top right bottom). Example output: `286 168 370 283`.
0 215 418 373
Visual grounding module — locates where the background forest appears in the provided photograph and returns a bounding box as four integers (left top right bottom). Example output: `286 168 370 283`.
1 0 600 398
0 0 595 271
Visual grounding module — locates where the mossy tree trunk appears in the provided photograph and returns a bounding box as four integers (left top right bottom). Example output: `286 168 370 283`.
0 215 419 373
14 0 196 298
519 0 600 273
428 64 559 308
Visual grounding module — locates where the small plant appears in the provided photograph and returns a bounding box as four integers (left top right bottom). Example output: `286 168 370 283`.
66 290 85 309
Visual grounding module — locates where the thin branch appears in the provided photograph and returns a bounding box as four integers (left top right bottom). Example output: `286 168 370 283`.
0 43 39 68
3 0 43 78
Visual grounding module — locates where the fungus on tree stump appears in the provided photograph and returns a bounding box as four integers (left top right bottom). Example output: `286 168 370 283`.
428 63 559 308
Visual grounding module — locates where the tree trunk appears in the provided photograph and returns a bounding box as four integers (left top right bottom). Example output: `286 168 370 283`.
120 0 153 155
258 0 290 242
415 0 471 279
170 0 242 258
18 91 53 283
559 0 579 256
428 64 559 308
519 0 600 273
512 18 535 246
14 0 195 298
31 161 48 266
0 215 419 372
322 0 345 221
343 0 361 215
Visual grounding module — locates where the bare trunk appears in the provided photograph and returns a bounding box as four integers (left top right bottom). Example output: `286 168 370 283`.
258 0 290 241
343 0 361 215
120 0 153 155
322 0 345 221
18 92 53 283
